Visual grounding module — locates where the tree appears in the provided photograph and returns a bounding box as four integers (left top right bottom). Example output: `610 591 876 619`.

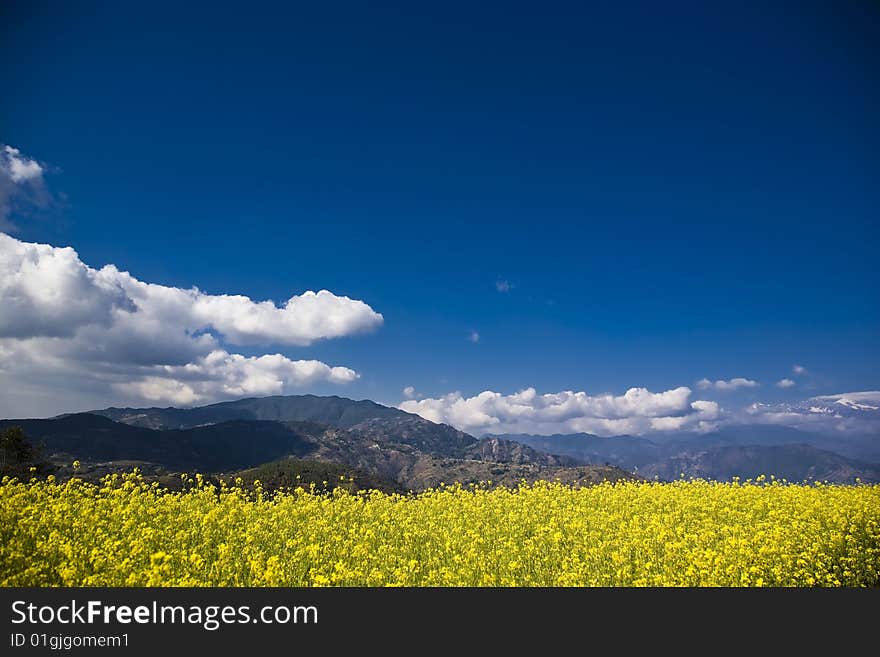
0 426 36 471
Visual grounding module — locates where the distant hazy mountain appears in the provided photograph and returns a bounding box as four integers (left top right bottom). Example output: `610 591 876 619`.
491 432 662 468
672 425 880 463
637 444 880 483
1 395 631 490
494 425 880 483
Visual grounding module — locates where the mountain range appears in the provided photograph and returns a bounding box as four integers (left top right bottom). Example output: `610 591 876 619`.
493 425 880 483
0 395 627 491
2 394 877 487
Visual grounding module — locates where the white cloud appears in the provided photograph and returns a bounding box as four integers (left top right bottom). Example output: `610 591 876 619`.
399 386 719 436
4 146 43 182
114 350 358 406
690 399 721 416
0 234 135 338
793 364 807 375
468 330 480 343
776 378 796 388
0 233 382 345
403 385 416 399
184 289 381 346
696 377 759 391
0 145 48 232
0 233 380 416
495 279 511 293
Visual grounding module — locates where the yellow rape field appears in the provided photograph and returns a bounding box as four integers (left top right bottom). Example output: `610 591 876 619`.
1 473 878 587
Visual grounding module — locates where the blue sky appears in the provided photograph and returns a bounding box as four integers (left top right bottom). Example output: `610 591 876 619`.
1 1 877 434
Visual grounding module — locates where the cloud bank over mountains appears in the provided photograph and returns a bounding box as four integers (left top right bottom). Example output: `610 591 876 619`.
0 232 381 414
400 387 880 437
400 386 721 436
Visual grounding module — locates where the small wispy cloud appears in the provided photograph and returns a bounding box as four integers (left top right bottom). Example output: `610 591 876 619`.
697 377 759 391
495 279 512 293
776 378 796 389
402 385 417 399
468 330 480 343
0 144 49 232
793 364 807 376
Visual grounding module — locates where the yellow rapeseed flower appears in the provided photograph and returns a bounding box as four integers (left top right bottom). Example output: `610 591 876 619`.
0 474 877 587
